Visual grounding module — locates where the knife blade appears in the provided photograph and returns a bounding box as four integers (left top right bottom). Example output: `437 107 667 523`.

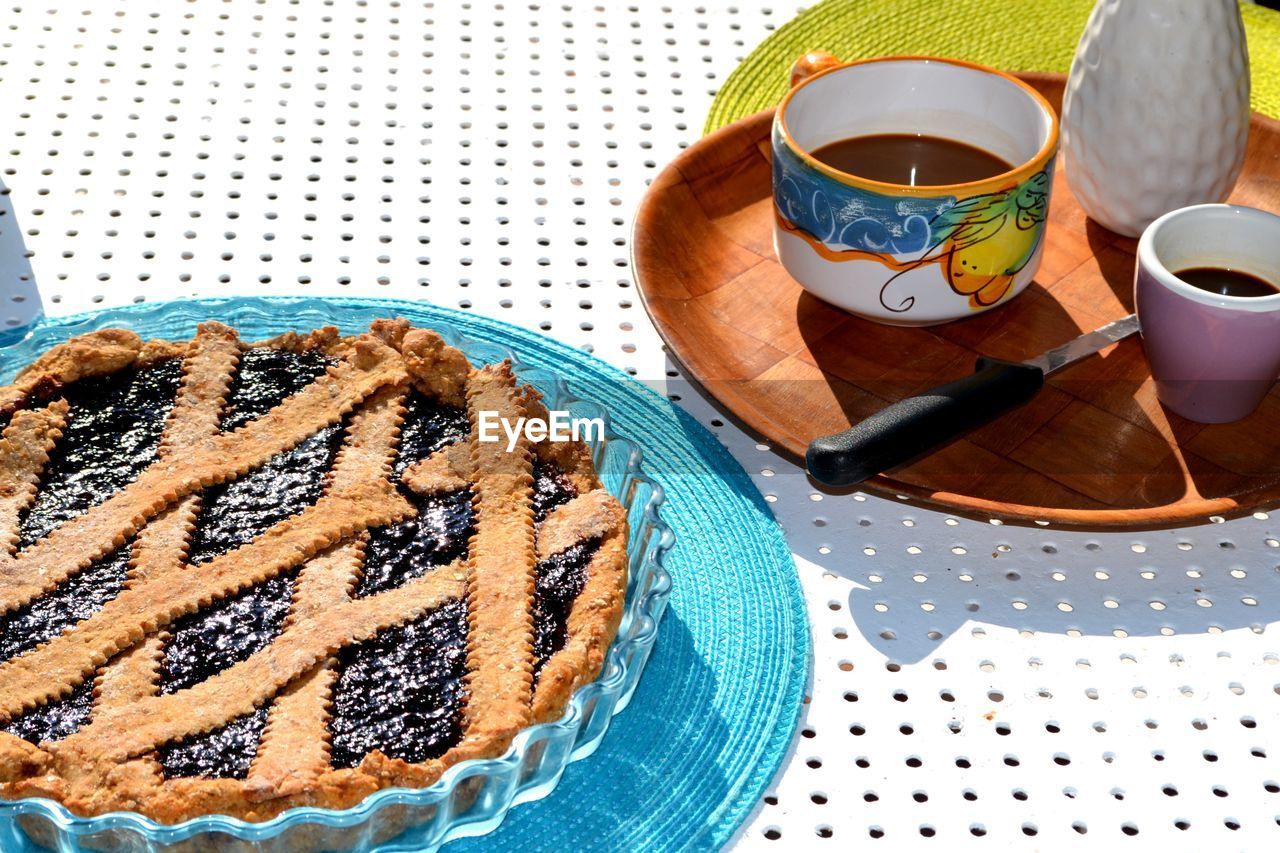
805 313 1140 489
1025 314 1139 376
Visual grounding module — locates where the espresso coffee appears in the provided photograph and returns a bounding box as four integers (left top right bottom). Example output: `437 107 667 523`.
809 133 1014 187
1174 266 1280 298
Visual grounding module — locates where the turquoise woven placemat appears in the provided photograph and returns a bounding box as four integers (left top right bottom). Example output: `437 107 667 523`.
4 297 808 853
705 0 1280 133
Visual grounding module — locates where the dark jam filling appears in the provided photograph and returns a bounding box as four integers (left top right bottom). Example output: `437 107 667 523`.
0 544 130 665
219 346 337 432
156 347 337 778
184 426 345 564
326 393 476 766
531 457 576 524
3 680 95 745
159 573 297 695
532 538 599 677
394 389 469 476
529 458 588 677
184 346 344 564
328 601 469 769
158 708 269 780
18 358 183 547
354 490 474 598
355 393 473 598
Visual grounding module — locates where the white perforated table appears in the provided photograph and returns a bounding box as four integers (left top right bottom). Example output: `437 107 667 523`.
0 1 1277 850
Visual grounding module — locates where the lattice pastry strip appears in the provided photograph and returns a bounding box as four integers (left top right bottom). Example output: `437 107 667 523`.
0 403 68 560
93 322 244 799
248 384 409 798
520 387 629 722
0 320 629 823
454 363 539 754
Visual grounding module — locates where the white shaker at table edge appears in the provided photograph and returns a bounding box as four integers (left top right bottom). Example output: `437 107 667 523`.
0 189 41 345
1062 0 1251 238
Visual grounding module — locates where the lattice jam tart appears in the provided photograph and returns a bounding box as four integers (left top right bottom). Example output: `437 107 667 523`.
0 319 628 823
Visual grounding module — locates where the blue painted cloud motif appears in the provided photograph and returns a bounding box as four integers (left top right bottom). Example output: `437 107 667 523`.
771 126 958 257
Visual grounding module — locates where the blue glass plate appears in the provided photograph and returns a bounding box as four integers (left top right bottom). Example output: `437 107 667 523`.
0 297 674 853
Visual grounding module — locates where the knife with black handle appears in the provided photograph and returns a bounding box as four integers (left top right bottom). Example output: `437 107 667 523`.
805 314 1139 489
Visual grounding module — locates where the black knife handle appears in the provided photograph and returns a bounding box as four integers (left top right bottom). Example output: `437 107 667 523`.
805 357 1045 488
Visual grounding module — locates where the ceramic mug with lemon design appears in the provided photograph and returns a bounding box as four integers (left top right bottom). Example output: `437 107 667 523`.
773 56 1060 326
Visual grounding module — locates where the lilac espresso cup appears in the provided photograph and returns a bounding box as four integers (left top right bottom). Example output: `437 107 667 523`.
1135 204 1280 424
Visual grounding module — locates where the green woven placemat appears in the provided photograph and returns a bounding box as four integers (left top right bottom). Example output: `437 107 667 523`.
705 0 1280 133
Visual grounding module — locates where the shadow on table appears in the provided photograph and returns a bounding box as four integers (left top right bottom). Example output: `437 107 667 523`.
655 350 1274 671
656 353 1277 669
837 529 1279 665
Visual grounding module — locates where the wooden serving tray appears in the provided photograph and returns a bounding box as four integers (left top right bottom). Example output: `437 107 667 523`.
633 73 1280 527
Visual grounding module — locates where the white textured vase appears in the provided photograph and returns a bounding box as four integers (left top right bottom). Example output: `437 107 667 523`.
1062 0 1250 238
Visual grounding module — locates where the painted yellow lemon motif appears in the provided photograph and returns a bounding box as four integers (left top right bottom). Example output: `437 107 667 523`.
927 171 1052 308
